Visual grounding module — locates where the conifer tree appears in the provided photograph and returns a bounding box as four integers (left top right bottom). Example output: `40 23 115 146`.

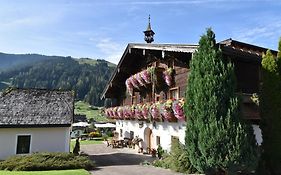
184 28 258 174
259 39 281 174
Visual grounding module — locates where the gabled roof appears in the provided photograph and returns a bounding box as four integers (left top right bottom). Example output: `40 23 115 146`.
101 39 277 99
101 43 197 99
0 88 74 128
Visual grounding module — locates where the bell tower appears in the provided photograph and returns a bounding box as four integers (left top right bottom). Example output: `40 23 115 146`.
143 15 155 43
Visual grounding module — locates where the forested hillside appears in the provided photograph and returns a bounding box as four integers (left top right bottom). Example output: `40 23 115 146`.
0 52 52 70
0 57 115 106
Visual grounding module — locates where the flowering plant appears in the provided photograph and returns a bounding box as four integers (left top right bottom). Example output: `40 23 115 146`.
123 106 131 119
125 66 156 95
135 104 143 120
172 98 185 120
140 69 151 84
125 79 133 95
117 107 124 119
130 104 136 119
160 99 174 120
141 103 150 119
136 73 146 87
130 75 140 89
150 102 161 120
112 107 118 119
163 67 173 86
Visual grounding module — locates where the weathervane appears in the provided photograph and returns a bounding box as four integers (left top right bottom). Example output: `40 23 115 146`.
143 15 155 43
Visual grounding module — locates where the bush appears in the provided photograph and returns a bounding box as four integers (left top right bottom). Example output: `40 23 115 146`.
0 152 95 171
88 131 101 137
106 130 113 137
157 145 165 159
152 140 197 174
102 134 109 141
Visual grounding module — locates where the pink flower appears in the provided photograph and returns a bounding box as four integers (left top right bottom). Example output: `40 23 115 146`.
136 73 146 87
150 102 161 120
163 68 173 86
172 99 185 121
142 103 150 119
130 75 140 89
141 69 151 84
125 79 133 95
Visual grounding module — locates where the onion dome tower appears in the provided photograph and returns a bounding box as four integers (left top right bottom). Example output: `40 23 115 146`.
143 15 155 43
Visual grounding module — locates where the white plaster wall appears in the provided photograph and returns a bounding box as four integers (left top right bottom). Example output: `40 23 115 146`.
116 120 186 151
0 127 71 160
116 121 263 152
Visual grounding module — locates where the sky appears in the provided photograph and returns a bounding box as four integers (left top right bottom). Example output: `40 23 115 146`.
0 0 281 64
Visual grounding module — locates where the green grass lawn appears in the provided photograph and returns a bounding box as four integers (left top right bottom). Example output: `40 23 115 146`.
0 169 90 175
70 139 104 151
74 101 109 122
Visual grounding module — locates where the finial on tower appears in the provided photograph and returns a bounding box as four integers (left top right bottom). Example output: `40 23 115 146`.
143 15 155 43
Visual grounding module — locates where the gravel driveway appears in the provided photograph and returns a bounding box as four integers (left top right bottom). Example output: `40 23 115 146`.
81 143 184 175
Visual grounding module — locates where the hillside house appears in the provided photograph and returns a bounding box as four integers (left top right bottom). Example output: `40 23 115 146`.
101 38 275 152
102 21 276 152
0 88 74 160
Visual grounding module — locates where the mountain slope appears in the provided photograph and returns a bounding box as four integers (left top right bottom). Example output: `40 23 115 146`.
0 57 115 106
0 52 54 71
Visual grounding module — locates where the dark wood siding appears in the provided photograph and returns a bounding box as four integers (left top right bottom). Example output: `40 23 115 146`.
233 60 260 93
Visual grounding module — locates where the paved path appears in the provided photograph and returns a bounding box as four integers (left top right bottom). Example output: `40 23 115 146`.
81 143 184 175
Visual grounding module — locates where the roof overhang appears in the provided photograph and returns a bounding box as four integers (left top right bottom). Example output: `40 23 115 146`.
101 43 197 99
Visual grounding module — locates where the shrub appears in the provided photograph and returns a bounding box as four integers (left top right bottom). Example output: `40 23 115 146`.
106 130 114 137
88 131 101 137
102 134 109 141
152 140 197 174
157 145 165 159
0 152 95 171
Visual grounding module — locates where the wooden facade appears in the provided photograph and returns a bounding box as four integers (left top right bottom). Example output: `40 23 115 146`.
102 39 277 122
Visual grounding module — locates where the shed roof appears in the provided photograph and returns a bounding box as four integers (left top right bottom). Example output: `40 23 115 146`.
0 88 74 128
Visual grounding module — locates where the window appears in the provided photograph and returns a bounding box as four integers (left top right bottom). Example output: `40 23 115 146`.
130 131 134 139
156 136 161 146
169 87 179 99
120 129 123 137
16 135 31 154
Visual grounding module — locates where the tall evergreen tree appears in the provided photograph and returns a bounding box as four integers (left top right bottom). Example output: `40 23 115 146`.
184 28 258 174
259 40 281 174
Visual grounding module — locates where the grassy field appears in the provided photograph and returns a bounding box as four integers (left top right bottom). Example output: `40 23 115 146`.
74 101 109 122
0 169 90 175
70 139 104 151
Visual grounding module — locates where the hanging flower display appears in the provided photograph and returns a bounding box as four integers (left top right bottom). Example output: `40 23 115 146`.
135 104 143 120
125 79 133 95
172 98 185 121
123 106 131 119
136 73 146 87
160 99 174 120
150 102 161 121
141 103 150 120
163 67 174 86
130 75 140 89
112 107 118 119
140 69 151 84
125 66 155 95
130 105 136 119
117 107 124 119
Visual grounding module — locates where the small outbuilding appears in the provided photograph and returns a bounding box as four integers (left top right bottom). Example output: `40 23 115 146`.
0 88 74 160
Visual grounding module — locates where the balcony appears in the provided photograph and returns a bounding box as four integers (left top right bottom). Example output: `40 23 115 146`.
104 98 185 122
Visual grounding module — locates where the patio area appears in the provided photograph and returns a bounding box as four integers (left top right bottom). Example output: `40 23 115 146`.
81 143 185 175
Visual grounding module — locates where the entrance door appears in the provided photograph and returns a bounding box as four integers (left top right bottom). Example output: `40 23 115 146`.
144 127 152 152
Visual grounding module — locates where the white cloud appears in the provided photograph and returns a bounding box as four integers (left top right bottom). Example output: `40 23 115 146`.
233 18 281 49
94 38 125 64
